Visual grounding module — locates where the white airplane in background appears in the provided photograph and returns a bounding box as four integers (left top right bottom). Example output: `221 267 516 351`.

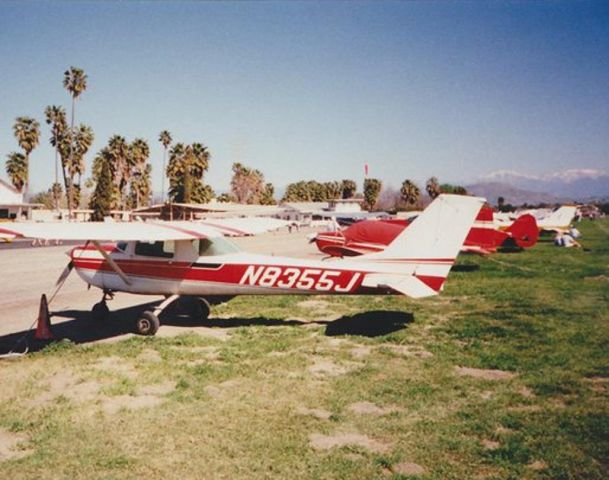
0 195 484 336
533 205 578 233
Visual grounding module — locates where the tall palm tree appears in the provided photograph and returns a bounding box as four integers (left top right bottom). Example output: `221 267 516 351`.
158 130 172 202
5 152 28 192
63 67 88 214
425 176 441 200
70 124 94 207
400 179 421 207
166 143 186 203
129 138 150 208
45 105 67 210
108 135 130 209
13 116 40 198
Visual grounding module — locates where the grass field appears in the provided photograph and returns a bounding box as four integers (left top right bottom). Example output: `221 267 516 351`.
0 219 607 479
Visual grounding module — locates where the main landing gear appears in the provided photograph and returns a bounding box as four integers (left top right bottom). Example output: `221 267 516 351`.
90 292 216 336
136 295 212 336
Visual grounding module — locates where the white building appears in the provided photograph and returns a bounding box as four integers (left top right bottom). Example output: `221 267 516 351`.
0 179 25 219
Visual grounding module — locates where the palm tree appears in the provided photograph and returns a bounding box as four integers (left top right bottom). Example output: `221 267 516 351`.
400 179 421 207
158 130 172 202
45 105 67 210
108 135 130 208
63 67 88 214
425 176 441 200
13 116 40 198
5 152 28 192
70 124 94 207
129 138 150 208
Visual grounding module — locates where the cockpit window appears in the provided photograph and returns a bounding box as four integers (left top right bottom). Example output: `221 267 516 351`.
195 237 240 256
116 241 128 253
135 240 175 258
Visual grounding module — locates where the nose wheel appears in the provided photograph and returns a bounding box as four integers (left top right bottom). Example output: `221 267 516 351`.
91 290 113 322
135 311 160 336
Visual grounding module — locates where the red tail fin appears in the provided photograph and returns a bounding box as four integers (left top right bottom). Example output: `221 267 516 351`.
506 214 539 248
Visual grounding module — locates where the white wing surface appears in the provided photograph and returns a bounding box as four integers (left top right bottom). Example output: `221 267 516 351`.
0 221 223 241
195 218 289 236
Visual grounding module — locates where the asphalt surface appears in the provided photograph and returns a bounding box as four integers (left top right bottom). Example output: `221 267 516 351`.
0 227 324 353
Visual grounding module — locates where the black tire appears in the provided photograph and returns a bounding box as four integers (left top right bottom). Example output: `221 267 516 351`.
91 301 110 322
135 311 160 336
180 296 211 321
196 298 211 321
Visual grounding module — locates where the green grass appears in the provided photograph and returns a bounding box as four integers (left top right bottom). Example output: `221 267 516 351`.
0 219 608 479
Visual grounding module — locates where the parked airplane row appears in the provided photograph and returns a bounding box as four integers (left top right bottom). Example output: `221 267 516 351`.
0 198 579 338
311 205 578 258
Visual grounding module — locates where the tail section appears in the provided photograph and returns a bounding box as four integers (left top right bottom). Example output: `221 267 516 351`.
506 214 538 248
537 206 577 230
358 194 485 297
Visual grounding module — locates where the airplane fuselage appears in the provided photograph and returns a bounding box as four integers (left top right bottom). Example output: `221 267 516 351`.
70 239 451 297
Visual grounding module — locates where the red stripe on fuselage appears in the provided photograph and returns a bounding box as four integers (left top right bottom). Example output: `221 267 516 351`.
71 257 366 293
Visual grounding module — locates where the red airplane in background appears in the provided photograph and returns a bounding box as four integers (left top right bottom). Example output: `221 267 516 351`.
313 206 539 257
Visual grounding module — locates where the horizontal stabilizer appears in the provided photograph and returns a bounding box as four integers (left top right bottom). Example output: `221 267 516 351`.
362 274 438 298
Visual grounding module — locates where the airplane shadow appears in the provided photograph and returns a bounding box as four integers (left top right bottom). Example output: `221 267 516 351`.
0 302 413 355
452 264 480 272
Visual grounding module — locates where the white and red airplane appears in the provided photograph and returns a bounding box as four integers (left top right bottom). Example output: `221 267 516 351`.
0 194 484 336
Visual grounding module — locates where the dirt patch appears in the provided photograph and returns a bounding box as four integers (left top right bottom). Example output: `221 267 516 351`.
584 275 609 282
297 299 331 310
175 346 221 363
309 431 389 453
92 356 138 378
528 460 548 471
509 404 542 413
586 376 609 393
326 338 349 348
102 394 164 414
348 401 395 416
392 461 425 475
455 366 516 381
136 349 162 363
138 381 175 396
34 370 100 404
0 428 30 462
349 345 372 359
482 439 500 450
157 326 231 341
381 344 433 358
519 386 535 398
308 358 348 377
296 407 332 420
203 379 241 398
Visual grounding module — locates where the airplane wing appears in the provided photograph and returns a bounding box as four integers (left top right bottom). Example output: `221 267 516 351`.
0 221 224 241
192 217 289 236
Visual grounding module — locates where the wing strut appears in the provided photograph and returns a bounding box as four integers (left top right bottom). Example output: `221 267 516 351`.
92 240 132 285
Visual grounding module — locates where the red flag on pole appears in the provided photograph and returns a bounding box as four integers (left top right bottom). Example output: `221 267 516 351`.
364 163 369 177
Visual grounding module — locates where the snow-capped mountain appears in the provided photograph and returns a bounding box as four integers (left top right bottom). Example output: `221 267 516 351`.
478 169 609 200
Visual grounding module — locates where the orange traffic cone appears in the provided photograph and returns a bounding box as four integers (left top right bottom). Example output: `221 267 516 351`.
34 294 53 340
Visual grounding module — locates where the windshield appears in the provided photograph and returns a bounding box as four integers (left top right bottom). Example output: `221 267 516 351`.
195 237 240 256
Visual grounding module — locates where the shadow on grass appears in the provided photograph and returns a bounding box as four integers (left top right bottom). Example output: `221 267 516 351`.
324 311 414 337
452 264 481 272
0 301 413 355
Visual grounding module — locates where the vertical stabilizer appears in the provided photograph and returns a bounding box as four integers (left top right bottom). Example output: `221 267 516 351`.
537 206 577 230
358 194 485 297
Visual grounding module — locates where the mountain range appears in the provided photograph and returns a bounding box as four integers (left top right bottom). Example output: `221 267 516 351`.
466 168 609 205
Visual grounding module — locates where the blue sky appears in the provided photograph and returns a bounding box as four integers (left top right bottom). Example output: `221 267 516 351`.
1 1 608 195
